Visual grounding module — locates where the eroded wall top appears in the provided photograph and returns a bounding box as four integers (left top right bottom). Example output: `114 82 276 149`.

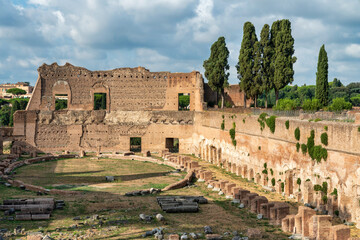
27 63 205 111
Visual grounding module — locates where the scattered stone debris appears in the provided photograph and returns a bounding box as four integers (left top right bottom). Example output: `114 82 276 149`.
156 213 164 221
141 227 163 238
205 234 222 240
105 176 114 182
204 226 213 234
0 198 63 221
125 188 161 196
157 196 207 213
139 213 153 222
246 228 262 239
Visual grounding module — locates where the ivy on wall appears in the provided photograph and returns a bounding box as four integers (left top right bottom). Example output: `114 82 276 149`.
229 122 236 147
258 113 276 133
294 127 300 141
221 115 225 130
321 132 328 146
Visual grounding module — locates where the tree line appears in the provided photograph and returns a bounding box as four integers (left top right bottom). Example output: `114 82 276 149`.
0 98 28 127
203 19 351 111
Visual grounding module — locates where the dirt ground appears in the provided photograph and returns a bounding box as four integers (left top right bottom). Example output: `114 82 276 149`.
0 155 358 239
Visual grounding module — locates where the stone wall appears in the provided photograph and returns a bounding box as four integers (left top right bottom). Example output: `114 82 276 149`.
27 63 204 112
191 111 360 226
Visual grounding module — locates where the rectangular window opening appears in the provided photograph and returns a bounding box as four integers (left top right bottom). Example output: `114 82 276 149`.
130 137 141 152
165 138 179 153
94 93 106 110
178 93 190 111
55 94 68 110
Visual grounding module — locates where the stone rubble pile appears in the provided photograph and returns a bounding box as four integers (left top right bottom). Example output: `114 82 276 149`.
0 198 63 221
157 196 208 213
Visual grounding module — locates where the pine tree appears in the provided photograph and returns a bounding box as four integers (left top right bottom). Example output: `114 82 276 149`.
260 24 273 108
203 36 230 108
316 44 329 106
237 22 258 108
271 19 297 104
10 100 20 127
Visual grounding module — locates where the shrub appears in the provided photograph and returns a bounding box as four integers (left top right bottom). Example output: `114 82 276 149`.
314 118 322 122
322 195 328 204
218 100 232 108
258 146 261 150
229 128 235 140
314 184 322 191
265 115 276 133
296 142 300 152
258 113 267 131
307 131 315 160
221 120 225 130
350 95 360 106
264 163 267 169
324 126 328 131
313 145 328 163
270 169 273 175
301 144 307 154
271 178 276 186
297 178 301 185
321 132 328 146
329 98 352 112
302 98 322 111
285 120 289 129
243 118 245 123
331 188 338 197
294 127 300 141
358 126 360 132
281 182 285 192
273 98 298 111
262 169 268 174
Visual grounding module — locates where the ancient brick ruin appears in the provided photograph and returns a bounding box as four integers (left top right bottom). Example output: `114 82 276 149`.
1 62 360 239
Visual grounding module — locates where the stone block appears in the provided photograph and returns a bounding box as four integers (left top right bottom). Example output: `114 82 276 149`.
250 196 268 214
330 224 350 240
168 234 180 240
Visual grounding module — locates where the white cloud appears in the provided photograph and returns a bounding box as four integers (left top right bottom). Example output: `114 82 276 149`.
345 44 360 58
28 0 49 6
136 48 169 63
176 0 219 43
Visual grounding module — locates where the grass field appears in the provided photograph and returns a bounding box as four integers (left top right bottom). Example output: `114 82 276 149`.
0 156 294 239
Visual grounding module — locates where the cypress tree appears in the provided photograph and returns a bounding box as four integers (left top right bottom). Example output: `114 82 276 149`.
252 41 263 107
10 100 20 127
203 36 230 108
271 19 297 105
237 22 258 108
101 93 106 110
315 44 329 106
260 24 273 108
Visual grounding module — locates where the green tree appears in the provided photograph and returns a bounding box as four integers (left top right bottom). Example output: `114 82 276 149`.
331 78 343 88
0 105 11 126
315 45 329 106
9 100 20 126
178 94 190 110
271 19 297 104
252 41 263 107
237 22 257 108
203 36 230 108
260 24 273 108
6 88 26 96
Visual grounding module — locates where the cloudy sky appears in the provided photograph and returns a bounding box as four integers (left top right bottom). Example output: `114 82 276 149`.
0 0 359 86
